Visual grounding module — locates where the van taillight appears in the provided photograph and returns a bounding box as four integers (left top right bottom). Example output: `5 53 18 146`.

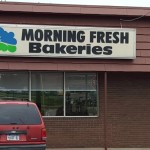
41 128 47 141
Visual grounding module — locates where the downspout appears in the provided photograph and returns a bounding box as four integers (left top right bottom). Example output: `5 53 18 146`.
104 72 108 150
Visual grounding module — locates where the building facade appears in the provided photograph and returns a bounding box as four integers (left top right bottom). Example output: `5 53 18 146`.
0 2 150 149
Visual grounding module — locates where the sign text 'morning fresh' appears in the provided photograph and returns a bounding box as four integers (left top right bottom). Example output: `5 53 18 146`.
21 29 129 55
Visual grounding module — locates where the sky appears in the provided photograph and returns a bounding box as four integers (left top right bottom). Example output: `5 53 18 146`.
3 0 150 7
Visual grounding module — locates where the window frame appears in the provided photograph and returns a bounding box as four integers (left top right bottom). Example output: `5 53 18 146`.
0 71 29 101
64 72 99 117
0 71 99 118
37 71 99 118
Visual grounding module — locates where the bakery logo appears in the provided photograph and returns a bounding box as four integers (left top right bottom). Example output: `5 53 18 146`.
0 27 17 53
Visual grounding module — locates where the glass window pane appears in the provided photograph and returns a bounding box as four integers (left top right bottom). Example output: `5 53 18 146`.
0 72 29 101
31 72 64 116
65 73 98 116
0 104 41 125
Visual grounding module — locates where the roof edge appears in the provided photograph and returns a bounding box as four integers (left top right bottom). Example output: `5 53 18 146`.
0 2 150 17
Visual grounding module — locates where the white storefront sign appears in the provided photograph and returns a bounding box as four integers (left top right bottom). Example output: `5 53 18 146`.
0 24 136 59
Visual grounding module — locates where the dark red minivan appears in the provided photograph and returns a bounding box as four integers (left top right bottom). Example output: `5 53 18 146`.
0 101 46 150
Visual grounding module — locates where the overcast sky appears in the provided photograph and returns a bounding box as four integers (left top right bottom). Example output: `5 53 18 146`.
4 0 150 7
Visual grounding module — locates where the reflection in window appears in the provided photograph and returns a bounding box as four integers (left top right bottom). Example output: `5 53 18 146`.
31 72 64 116
65 73 98 116
0 71 98 117
0 72 29 101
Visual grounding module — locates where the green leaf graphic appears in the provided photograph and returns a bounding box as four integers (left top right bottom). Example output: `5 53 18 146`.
8 45 16 53
0 43 8 51
0 43 17 53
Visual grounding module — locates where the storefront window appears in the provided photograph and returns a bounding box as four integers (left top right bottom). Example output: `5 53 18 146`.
31 72 64 116
0 72 29 101
0 71 98 117
65 73 98 116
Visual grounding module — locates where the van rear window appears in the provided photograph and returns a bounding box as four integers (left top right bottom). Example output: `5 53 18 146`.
0 104 42 125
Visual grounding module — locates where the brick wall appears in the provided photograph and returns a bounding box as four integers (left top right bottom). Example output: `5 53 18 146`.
107 72 150 147
44 72 150 148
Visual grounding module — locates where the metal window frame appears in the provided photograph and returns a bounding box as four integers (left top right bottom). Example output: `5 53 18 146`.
28 71 99 118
